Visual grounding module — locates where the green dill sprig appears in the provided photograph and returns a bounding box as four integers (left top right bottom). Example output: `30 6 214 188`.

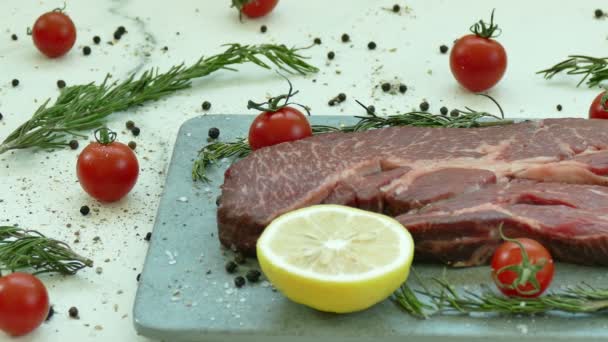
0 226 93 275
537 55 608 88
0 43 318 155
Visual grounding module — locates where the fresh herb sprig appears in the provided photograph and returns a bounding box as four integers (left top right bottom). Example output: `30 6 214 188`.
537 55 608 88
0 226 93 275
192 96 513 182
0 43 318 155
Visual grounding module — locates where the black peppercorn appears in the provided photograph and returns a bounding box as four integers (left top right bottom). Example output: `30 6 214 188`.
136 273 141 282
113 31 123 40
419 101 430 111
368 41 377 50
69 140 79 150
327 51 335 60
595 9 604 18
341 33 350 43
328 99 336 106
93 36 101 44
234 252 246 264
393 4 400 12
450 109 460 117
556 104 563 111
68 307 79 319
126 120 135 130
246 269 261 283
367 105 375 114
234 276 245 288
398 84 407 93
202 101 212 111
144 232 152 241
314 37 321 45
440 106 448 115
11 79 19 87
0 112 3 120
131 126 140 136
11 34 17 41
381 82 391 92
128 141 137 150
225 260 238 273
46 306 55 322
117 26 127 34
208 127 220 139
337 93 346 102
260 25 267 33
57 80 66 89
439 45 449 54
80 205 90 216
215 195 221 207
83 46 91 56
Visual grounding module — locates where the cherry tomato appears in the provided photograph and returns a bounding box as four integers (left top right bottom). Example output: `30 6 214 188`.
491 237 554 298
450 34 507 92
77 130 139 202
248 106 312 150
32 11 77 58
589 91 608 119
0 273 50 337
236 0 279 19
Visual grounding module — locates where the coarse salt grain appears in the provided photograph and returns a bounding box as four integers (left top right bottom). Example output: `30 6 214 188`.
178 196 188 202
516 324 528 334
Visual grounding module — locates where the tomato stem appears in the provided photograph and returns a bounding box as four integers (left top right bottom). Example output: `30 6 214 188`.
470 9 502 39
52 2 67 13
231 0 251 21
246 74 311 115
94 128 117 145
601 90 608 111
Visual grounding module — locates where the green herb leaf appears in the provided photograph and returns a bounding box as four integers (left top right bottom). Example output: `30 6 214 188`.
537 55 608 88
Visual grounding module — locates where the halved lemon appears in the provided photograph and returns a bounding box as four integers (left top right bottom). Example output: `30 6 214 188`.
257 204 414 313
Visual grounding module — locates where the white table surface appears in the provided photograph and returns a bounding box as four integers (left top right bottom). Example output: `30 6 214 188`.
0 0 606 341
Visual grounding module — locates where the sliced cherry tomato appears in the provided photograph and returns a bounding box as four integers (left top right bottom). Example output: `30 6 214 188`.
0 273 50 337
491 236 554 298
589 91 608 119
450 11 507 92
32 10 77 58
233 0 278 19
248 106 312 150
77 129 139 202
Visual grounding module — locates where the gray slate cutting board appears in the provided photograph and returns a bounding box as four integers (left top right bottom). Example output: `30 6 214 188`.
133 115 608 342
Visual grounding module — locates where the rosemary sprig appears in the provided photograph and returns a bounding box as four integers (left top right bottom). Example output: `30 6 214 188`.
394 275 608 317
537 55 608 88
0 43 318 155
192 138 251 183
0 226 93 275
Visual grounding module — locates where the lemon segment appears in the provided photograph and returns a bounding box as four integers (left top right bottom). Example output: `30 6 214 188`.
257 205 414 313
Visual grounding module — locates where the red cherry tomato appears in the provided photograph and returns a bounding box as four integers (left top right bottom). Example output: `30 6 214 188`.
77 130 139 202
491 237 554 298
0 273 50 337
248 106 312 150
589 91 608 119
240 0 279 18
32 11 77 58
450 34 507 92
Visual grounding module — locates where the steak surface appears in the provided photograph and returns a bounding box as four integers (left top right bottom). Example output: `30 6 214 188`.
217 118 608 266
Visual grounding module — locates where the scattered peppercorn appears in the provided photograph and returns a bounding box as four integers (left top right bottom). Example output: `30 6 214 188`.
314 37 322 45
113 31 123 40
215 195 221 206
595 9 604 18
93 36 101 44
208 127 220 139
234 252 246 264
381 82 391 92
260 25 267 33
246 269 261 283
367 105 376 114
128 141 137 150
83 46 91 56
393 4 400 12
144 232 152 241
419 101 430 111
131 126 141 136
440 106 448 115
337 93 347 102
117 26 127 34
439 45 449 54
327 51 335 60
202 101 212 111
136 273 141 282
11 79 19 87
11 34 17 41
46 306 55 322
57 80 66 89
450 109 460 117
234 276 246 288
68 307 79 319
126 120 135 130
341 33 350 43
0 112 3 120
80 205 90 216
556 104 563 111
225 260 238 273
328 99 336 106
368 41 377 50
161 46 168 52
69 140 79 150
399 84 407 94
